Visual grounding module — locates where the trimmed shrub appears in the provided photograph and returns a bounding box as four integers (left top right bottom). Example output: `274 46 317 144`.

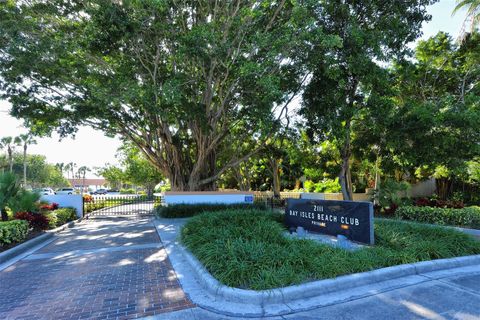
0 220 29 246
15 211 50 230
414 197 464 209
396 206 480 228
40 202 59 211
14 211 34 222
120 188 136 194
45 213 58 229
157 203 267 218
30 214 50 230
53 208 77 226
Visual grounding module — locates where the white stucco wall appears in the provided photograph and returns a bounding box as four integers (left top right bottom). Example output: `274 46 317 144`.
41 195 83 218
164 192 254 205
300 193 326 200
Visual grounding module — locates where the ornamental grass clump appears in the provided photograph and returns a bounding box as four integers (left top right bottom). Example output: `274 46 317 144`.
181 209 480 290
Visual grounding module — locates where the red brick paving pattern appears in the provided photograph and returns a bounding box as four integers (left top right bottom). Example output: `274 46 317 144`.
0 218 194 320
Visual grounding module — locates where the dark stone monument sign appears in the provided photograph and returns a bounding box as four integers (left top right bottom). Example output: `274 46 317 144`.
285 199 374 245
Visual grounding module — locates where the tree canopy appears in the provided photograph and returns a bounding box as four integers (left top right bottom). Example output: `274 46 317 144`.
300 0 436 200
1 0 479 202
0 0 316 191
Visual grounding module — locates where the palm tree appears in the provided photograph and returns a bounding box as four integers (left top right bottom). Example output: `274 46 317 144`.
70 162 77 190
55 162 65 177
78 166 90 194
64 163 71 181
1 136 15 172
453 0 480 33
0 141 7 173
16 134 37 187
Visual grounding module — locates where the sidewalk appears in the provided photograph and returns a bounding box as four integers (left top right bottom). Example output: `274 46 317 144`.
149 265 480 320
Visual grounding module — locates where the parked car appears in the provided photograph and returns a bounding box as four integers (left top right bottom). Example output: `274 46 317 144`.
92 188 108 195
33 188 56 195
56 188 75 195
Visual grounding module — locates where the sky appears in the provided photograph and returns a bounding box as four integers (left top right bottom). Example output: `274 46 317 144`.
0 0 468 178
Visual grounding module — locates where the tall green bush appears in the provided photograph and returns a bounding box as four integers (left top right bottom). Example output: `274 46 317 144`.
0 172 21 221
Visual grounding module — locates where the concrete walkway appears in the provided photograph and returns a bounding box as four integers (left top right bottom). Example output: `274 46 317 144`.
0 215 194 320
153 218 480 320
148 265 480 320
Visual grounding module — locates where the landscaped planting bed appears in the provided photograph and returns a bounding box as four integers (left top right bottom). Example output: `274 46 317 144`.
181 209 480 290
1 207 78 253
396 206 480 229
0 220 29 248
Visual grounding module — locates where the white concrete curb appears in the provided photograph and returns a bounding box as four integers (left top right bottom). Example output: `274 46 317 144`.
154 218 480 317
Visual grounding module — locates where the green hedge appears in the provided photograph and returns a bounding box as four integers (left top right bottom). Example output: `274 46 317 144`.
0 220 29 246
396 206 480 228
52 208 77 226
120 188 136 194
156 203 267 218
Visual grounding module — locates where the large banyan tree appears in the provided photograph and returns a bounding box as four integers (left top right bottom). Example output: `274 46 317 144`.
0 0 313 191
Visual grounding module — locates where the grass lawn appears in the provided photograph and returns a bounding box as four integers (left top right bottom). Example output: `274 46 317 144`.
181 209 480 290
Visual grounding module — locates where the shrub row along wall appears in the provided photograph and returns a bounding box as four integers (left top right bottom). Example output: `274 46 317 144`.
157 203 267 218
396 206 480 229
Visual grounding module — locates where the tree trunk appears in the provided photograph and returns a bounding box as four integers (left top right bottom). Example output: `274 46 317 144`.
233 165 247 191
339 156 353 201
270 158 281 198
374 156 381 205
295 179 300 190
23 144 27 187
346 163 353 196
1 209 8 221
435 178 451 200
339 121 353 201
146 184 154 197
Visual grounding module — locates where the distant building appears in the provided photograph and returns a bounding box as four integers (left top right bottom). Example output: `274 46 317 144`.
68 178 107 191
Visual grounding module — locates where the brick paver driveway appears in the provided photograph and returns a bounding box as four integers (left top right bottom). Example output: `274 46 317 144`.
0 213 194 320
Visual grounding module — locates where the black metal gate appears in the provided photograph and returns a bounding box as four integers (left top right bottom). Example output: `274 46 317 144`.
83 195 162 217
